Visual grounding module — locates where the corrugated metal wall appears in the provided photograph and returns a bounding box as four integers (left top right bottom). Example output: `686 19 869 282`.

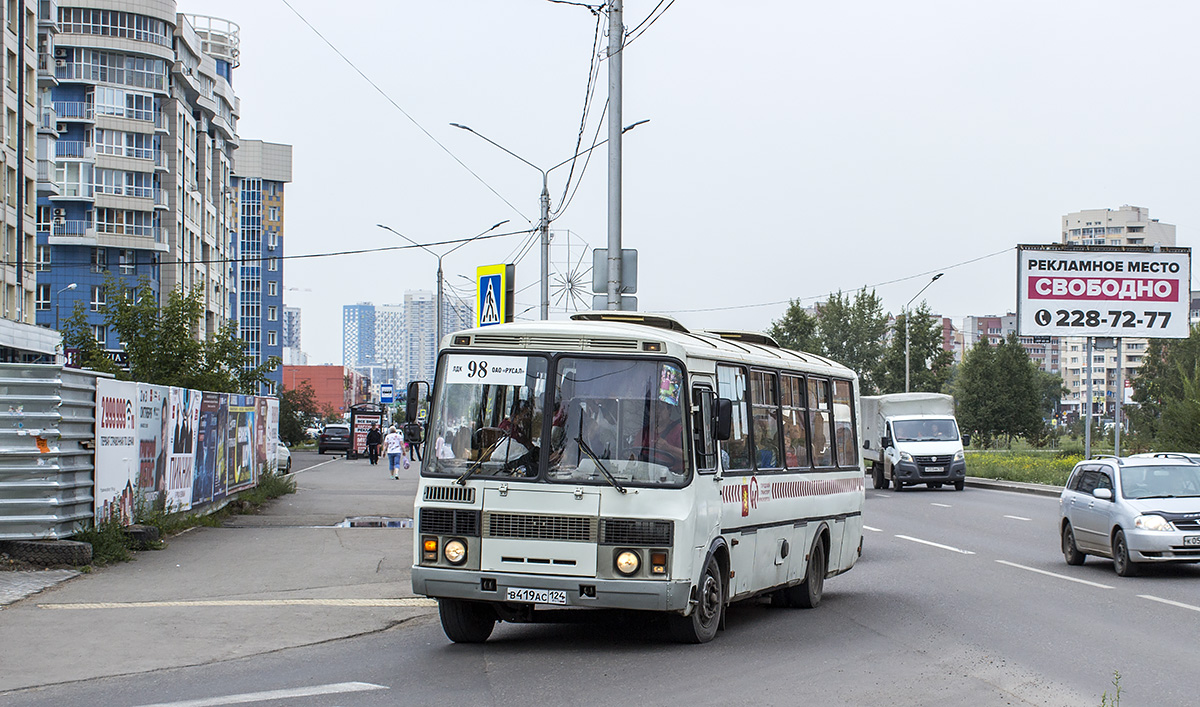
0 364 104 540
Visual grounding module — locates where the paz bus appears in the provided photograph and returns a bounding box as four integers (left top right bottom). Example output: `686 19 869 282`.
408 312 865 643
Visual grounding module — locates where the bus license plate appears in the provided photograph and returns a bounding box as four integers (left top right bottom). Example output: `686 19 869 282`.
925 466 944 473
1184 536 1200 547
506 587 568 605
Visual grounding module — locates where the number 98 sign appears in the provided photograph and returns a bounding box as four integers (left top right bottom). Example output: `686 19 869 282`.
444 354 530 386
1017 246 1191 339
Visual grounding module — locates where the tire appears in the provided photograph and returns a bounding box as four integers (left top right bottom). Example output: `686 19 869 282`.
438 598 497 643
786 538 827 609
669 554 723 643
318 447 326 455
1112 529 1140 577
4 539 92 566
1062 523 1086 566
872 463 886 490
893 477 904 492
953 480 964 491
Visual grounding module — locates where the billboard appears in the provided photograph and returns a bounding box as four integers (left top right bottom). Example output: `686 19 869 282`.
94 380 139 525
1017 245 1192 339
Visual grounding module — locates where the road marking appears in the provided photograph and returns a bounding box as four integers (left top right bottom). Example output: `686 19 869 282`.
931 502 952 508
863 525 883 532
1139 594 1200 613
40 597 437 610
292 456 341 475
1004 515 1032 521
894 534 975 555
131 681 387 707
995 560 1114 589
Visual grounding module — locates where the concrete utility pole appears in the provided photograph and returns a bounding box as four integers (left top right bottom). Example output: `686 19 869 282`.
605 0 624 310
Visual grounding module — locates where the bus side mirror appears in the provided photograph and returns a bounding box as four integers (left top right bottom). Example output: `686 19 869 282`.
714 398 733 442
406 381 425 424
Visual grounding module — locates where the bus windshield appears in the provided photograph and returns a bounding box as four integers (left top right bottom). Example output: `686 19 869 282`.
422 353 689 488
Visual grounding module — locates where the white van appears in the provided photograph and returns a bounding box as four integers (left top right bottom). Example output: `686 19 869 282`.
860 393 967 491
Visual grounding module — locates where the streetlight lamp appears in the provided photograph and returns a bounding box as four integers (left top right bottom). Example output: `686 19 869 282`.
54 282 78 331
449 120 648 319
904 273 943 393
376 221 509 347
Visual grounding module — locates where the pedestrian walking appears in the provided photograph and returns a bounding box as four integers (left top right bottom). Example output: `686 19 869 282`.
384 426 405 479
365 423 382 465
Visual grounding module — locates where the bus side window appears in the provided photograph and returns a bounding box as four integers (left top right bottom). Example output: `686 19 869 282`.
693 386 717 472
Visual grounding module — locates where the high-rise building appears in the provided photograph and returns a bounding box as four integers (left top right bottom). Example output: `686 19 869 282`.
342 302 375 368
282 304 303 365
401 289 473 386
36 5 241 347
232 139 291 393
1058 205 1175 418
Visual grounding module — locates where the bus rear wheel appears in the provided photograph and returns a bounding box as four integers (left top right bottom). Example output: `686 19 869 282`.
785 538 826 609
438 598 497 643
669 555 723 643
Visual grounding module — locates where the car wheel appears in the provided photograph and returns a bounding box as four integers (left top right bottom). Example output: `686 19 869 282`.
953 480 964 491
318 448 325 455
1062 523 1086 566
668 554 723 643
438 598 497 643
1112 529 1140 577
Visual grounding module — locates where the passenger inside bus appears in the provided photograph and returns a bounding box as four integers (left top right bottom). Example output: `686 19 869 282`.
630 402 685 473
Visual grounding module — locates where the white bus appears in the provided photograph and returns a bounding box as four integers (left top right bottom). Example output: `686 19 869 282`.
409 312 865 643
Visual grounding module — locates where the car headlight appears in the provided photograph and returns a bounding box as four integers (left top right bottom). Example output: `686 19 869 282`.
443 539 467 564
953 450 964 462
899 451 913 463
1134 515 1174 532
615 550 640 576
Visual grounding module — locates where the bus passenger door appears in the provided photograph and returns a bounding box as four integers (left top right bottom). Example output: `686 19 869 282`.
690 382 723 578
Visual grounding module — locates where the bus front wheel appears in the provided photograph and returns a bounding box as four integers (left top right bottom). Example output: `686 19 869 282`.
438 598 497 643
669 555 723 644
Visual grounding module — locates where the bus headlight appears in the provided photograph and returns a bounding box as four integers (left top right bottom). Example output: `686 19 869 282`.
443 539 467 564
615 550 640 576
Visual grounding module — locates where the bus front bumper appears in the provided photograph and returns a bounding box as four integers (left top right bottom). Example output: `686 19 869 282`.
412 566 694 612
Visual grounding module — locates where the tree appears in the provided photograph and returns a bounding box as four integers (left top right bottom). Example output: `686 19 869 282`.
279 381 322 447
767 289 889 393
877 303 953 394
64 275 276 394
954 333 1043 447
1129 324 1200 445
1158 360 1200 451
767 300 819 353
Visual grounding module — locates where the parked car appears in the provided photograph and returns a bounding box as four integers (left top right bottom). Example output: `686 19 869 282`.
318 424 351 455
1060 454 1200 576
276 443 291 473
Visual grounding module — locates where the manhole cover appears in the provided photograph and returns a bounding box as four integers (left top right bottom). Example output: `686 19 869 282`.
337 516 413 528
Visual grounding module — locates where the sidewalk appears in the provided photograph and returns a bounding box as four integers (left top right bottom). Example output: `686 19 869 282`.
0 453 432 694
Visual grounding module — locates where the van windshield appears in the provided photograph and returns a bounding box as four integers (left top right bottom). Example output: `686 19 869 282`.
892 418 959 442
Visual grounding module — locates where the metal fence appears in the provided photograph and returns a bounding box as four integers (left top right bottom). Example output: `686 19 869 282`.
0 364 105 540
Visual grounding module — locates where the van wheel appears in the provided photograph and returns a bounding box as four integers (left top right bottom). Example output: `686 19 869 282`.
953 480 964 491
438 598 497 643
785 539 826 609
893 478 904 491
669 555 723 643
872 463 887 489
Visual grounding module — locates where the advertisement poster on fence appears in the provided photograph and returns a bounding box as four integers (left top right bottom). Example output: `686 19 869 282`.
255 396 269 474
94 379 139 525
165 388 201 512
266 398 280 471
228 395 257 492
136 383 170 510
192 392 224 506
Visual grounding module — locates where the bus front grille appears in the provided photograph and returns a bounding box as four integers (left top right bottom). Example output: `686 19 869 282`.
601 518 674 546
484 512 597 542
423 485 476 504
420 508 480 537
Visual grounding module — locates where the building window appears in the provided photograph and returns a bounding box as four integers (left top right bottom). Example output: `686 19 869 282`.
36 244 50 271
90 285 105 312
267 306 277 322
92 325 106 345
91 247 107 273
118 249 137 274
268 231 278 249
268 206 279 221
267 258 278 272
268 330 277 346
268 281 277 296
36 284 50 311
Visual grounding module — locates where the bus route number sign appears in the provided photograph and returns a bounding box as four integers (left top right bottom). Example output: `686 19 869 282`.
444 354 529 386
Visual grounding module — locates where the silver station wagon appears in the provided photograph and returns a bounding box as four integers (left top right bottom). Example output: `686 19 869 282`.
1060 454 1200 576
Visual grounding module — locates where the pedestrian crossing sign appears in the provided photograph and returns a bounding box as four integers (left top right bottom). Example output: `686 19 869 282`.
476 263 515 328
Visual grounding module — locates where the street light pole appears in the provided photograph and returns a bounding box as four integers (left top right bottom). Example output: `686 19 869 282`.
376 221 508 347
904 273 943 393
449 120 647 319
54 282 78 331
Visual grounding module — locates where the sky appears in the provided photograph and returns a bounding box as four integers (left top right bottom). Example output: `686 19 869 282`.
180 0 1200 366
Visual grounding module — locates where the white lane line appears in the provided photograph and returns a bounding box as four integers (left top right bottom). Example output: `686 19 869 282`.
894 534 975 555
292 456 341 475
1004 515 1032 521
1139 594 1200 613
863 525 883 532
931 502 952 508
132 681 386 707
995 560 1114 589
40 598 437 610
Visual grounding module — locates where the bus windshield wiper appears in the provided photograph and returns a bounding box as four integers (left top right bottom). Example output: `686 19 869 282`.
577 436 626 494
455 437 506 485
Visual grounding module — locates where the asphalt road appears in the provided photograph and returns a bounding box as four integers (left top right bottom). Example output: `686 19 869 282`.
5 459 1200 706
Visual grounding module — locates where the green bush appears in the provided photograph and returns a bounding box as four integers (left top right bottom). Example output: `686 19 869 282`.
72 517 133 566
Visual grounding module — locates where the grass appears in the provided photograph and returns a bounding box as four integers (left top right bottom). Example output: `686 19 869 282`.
966 450 1082 486
74 468 297 568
